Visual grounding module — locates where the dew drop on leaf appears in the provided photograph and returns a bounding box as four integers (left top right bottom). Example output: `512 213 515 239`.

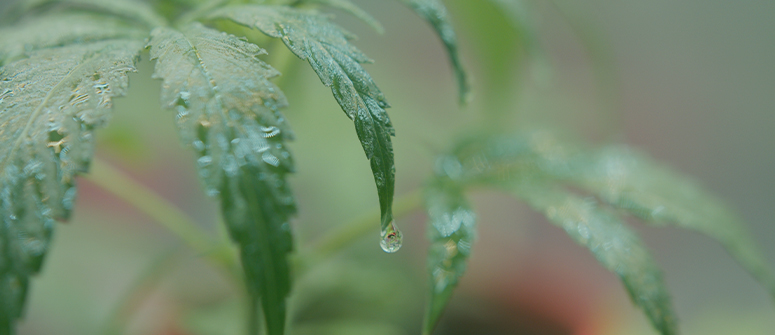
380 220 403 253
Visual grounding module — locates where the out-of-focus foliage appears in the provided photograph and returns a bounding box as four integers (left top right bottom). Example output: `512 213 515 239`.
0 0 772 335
420 130 775 334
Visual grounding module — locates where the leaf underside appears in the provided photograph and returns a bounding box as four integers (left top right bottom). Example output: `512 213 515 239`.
398 0 469 103
209 5 397 235
423 130 775 335
0 18 143 331
147 23 295 335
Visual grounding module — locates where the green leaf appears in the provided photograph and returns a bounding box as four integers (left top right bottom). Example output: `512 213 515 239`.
147 23 295 335
298 0 384 33
0 35 143 333
209 5 399 250
434 130 775 334
0 13 147 66
397 0 469 103
455 131 775 299
510 183 678 335
570 146 775 298
14 0 167 28
422 178 476 335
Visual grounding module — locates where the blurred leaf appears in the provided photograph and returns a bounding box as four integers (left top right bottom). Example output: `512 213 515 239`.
458 131 775 299
0 30 143 332
422 178 476 335
0 12 146 66
568 146 775 298
147 23 296 335
209 5 399 250
297 0 384 33
397 0 469 103
14 0 167 28
510 184 677 335
422 130 775 335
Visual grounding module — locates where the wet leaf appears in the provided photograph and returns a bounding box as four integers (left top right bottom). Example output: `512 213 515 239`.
397 0 469 103
0 35 143 333
511 183 678 335
209 5 398 250
422 178 476 335
428 130 775 334
147 23 295 335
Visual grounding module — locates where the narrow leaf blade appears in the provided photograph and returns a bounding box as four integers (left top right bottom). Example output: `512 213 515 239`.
147 23 295 335
572 146 775 298
398 0 470 103
422 178 476 335
0 36 142 333
209 5 398 246
512 184 678 335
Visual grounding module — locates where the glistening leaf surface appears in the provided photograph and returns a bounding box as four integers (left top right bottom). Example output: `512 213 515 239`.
209 5 398 243
0 37 142 334
299 0 384 33
147 23 294 335
422 179 476 335
397 0 469 103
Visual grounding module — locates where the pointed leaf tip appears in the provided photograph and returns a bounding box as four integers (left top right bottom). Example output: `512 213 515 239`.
209 5 397 251
148 23 295 335
398 0 470 104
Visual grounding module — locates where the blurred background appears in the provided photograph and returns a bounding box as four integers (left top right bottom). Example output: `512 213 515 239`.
6 0 774 334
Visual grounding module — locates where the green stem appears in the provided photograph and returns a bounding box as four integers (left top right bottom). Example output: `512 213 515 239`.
102 247 182 335
297 189 424 271
86 158 217 260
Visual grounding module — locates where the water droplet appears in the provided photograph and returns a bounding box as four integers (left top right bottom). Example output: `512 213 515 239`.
262 152 280 167
197 155 213 167
380 220 403 253
260 126 280 138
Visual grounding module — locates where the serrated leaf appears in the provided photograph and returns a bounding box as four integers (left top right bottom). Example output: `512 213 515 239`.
422 178 476 335
147 23 295 335
0 36 143 333
299 0 384 33
0 13 147 66
15 0 167 28
570 146 775 298
209 5 398 246
397 0 469 103
435 130 775 334
510 183 678 335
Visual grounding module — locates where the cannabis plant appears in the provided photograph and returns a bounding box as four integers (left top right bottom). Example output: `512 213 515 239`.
0 0 773 334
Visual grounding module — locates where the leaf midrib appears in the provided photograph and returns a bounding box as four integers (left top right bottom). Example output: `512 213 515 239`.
1 42 119 176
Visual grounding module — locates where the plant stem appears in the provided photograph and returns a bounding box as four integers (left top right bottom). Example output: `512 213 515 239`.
102 247 182 335
85 157 217 260
297 189 424 271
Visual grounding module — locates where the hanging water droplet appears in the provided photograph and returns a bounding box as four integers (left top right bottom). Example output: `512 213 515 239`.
380 220 403 253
